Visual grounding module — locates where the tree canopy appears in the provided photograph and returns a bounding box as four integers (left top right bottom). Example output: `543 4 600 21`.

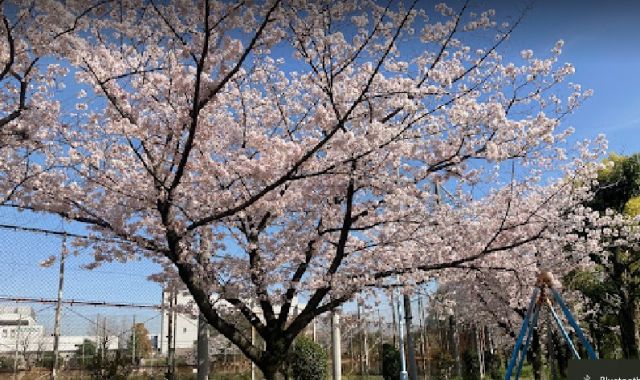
0 0 610 377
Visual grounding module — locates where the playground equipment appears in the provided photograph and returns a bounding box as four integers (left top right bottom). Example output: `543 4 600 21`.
504 271 598 380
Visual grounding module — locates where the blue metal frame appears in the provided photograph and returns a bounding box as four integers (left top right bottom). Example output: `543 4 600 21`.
549 302 580 359
504 287 539 380
551 288 598 360
504 286 598 380
515 303 541 380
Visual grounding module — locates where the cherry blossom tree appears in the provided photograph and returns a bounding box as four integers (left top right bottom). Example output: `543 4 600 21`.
2 0 607 377
0 0 97 204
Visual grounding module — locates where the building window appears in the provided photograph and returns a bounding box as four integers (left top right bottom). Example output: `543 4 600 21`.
183 328 187 333
1 329 6 338
10 329 15 338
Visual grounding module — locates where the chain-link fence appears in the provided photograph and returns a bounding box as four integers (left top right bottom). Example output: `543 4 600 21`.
0 210 505 379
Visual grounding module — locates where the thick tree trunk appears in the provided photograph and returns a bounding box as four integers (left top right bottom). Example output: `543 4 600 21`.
531 329 543 380
618 298 639 358
588 320 603 359
448 316 461 379
612 248 639 359
258 337 293 380
261 363 285 380
553 330 569 378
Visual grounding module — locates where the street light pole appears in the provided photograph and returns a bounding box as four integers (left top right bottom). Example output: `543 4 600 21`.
403 294 418 380
396 289 408 380
331 309 342 380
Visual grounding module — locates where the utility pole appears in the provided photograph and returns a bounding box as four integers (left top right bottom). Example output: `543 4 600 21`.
132 316 136 366
361 306 369 375
13 312 22 380
95 315 100 377
403 294 418 380
172 291 177 373
377 305 384 375
197 313 209 380
417 295 427 379
81 341 85 379
475 323 485 379
390 292 397 347
357 303 365 376
396 292 408 380
51 235 66 380
331 309 342 380
101 319 106 362
166 288 175 380
159 287 165 354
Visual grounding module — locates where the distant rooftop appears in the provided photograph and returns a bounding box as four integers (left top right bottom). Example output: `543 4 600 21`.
0 306 36 320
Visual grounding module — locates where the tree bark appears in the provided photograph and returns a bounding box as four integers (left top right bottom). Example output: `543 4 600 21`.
612 248 639 359
448 316 461 379
618 298 639 358
530 329 542 380
527 328 542 380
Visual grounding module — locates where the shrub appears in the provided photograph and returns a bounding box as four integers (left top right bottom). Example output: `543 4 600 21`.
461 350 480 380
381 343 400 380
0 356 13 370
485 350 503 379
289 336 328 380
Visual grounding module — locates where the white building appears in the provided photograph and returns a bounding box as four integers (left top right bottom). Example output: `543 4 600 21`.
159 292 200 355
0 306 118 354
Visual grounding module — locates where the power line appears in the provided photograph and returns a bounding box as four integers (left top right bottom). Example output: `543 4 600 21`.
0 259 154 279
0 223 117 243
0 295 162 310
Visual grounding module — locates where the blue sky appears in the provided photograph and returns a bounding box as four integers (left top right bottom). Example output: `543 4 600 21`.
493 0 640 154
1 0 639 331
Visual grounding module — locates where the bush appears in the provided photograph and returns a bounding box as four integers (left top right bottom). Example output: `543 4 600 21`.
461 350 480 380
434 350 456 379
289 336 328 380
37 352 59 369
381 343 400 380
0 356 13 370
485 350 503 380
